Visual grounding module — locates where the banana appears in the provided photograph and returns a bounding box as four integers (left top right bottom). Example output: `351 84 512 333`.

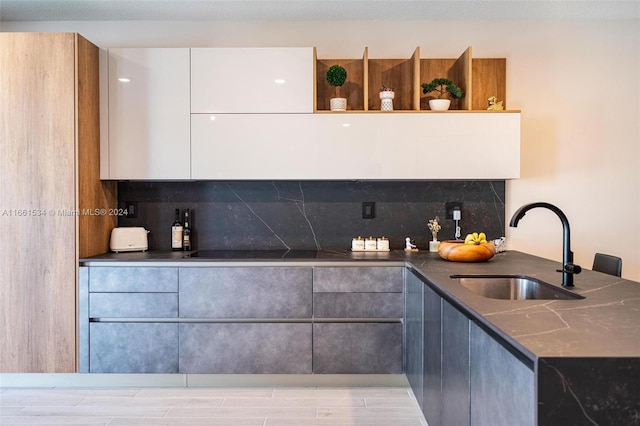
464 232 488 245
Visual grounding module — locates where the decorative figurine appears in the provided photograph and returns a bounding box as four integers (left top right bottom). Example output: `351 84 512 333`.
404 237 418 252
427 216 441 252
487 96 504 111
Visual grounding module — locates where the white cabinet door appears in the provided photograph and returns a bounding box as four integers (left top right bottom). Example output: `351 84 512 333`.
191 113 520 180
107 48 190 179
191 48 314 113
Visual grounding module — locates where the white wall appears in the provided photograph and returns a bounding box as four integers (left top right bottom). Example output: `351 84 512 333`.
3 19 639 281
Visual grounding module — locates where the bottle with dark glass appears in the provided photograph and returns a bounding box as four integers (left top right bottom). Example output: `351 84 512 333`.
171 208 183 250
182 208 192 251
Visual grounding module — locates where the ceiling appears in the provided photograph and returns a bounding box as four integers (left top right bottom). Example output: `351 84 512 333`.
0 0 638 22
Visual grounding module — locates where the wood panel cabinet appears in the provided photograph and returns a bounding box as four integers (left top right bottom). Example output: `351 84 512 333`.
191 47 314 113
191 112 520 180
0 33 116 373
103 48 190 179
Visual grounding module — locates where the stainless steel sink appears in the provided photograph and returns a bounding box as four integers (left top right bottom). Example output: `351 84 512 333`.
450 275 585 300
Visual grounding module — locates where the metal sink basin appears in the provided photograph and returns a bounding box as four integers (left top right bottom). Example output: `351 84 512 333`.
450 275 585 300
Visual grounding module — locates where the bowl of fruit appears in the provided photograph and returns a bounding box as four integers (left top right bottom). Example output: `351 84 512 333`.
438 232 496 262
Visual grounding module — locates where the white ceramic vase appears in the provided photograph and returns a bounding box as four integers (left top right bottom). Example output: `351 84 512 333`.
330 98 347 111
429 99 451 111
380 91 394 111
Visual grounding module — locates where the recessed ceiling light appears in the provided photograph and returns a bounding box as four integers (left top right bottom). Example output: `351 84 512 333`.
274 79 286 84
118 78 130 83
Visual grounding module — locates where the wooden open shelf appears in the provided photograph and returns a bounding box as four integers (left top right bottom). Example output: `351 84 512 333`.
314 47 367 111
315 46 508 112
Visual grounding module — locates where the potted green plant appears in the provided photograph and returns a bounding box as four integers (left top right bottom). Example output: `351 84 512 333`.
421 78 464 111
326 65 347 111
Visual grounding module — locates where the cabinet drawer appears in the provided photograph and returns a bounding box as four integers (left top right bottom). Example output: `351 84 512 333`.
89 267 178 292
179 323 312 373
89 293 178 318
313 323 403 374
179 267 312 318
89 322 178 373
313 293 403 318
313 267 403 293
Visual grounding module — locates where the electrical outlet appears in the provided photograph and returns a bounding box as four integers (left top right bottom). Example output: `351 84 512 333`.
125 201 138 218
445 202 462 219
362 202 375 219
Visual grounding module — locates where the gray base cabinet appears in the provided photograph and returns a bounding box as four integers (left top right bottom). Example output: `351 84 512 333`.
179 267 312 318
89 323 178 373
180 323 312 373
82 266 180 373
423 280 443 426
81 265 403 375
442 301 470 426
404 270 424 408
313 323 402 373
313 266 404 374
470 321 535 426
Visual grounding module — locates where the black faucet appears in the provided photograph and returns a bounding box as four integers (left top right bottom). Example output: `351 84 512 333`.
509 202 581 287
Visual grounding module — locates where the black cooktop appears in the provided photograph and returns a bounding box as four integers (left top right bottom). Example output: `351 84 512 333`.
183 250 319 259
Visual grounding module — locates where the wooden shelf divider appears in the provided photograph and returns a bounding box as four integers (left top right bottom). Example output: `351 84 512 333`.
315 45 507 113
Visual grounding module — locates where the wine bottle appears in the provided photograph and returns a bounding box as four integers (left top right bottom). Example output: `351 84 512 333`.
171 208 183 250
182 208 192 251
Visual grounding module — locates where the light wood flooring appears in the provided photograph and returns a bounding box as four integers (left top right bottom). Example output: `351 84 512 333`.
0 387 427 425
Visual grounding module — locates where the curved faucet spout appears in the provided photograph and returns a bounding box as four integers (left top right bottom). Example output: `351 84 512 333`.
509 202 581 287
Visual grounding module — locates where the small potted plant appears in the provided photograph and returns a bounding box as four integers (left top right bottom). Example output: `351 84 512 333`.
379 85 394 111
421 78 464 111
326 65 347 111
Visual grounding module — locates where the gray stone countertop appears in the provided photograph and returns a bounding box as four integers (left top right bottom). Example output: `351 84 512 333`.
79 249 639 359
403 250 640 360
79 249 406 263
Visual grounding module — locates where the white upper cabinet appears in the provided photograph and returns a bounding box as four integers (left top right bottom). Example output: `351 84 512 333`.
105 48 190 179
100 46 521 181
191 113 520 180
191 48 314 113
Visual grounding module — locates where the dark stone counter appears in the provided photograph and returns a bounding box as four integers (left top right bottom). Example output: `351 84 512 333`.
402 250 639 359
80 249 405 263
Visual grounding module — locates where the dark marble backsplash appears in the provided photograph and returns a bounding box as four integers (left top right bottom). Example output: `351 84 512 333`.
117 180 506 251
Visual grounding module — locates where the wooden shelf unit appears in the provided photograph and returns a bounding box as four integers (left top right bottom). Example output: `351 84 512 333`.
315 46 508 112
314 47 367 111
